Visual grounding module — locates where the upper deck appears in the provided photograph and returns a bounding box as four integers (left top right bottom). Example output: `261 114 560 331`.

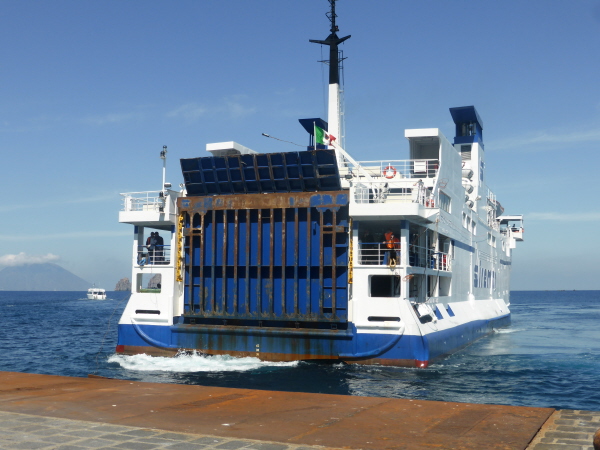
345 158 440 222
119 190 181 228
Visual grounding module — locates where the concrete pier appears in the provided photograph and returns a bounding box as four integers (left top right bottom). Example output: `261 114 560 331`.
0 372 596 450
526 409 600 449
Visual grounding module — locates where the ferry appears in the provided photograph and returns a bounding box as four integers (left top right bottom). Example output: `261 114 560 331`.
87 287 106 300
115 1 524 367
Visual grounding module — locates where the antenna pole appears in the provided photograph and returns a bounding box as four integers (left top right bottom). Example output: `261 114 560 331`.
309 0 350 167
160 145 167 191
309 0 350 86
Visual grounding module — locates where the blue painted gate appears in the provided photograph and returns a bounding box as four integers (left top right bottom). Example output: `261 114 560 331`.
178 191 349 326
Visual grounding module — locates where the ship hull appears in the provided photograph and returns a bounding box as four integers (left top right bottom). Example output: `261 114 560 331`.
116 312 510 368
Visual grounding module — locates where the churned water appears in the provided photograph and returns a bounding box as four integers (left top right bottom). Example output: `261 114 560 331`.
0 290 598 411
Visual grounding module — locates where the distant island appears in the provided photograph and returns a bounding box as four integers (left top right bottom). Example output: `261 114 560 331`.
115 278 131 291
0 263 90 291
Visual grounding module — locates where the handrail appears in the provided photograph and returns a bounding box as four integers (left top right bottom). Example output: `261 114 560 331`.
136 245 172 266
351 159 439 179
352 179 437 207
357 243 450 271
120 190 178 212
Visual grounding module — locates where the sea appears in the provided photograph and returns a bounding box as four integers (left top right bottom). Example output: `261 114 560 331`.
1 290 598 411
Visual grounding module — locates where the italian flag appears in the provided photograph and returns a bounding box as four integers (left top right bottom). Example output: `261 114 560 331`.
314 124 336 146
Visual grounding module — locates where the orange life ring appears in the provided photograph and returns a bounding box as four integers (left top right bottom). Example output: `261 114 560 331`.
383 165 397 179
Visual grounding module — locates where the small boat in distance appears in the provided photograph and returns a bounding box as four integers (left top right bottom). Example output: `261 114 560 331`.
87 286 106 300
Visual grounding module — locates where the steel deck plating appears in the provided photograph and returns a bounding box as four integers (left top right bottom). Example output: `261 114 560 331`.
0 371 559 450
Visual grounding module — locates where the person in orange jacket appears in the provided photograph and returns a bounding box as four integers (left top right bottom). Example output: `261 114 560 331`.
383 229 400 265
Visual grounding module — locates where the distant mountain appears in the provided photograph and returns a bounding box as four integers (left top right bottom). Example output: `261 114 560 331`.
0 263 91 291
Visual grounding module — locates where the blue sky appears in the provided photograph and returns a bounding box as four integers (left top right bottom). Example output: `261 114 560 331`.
1 0 599 290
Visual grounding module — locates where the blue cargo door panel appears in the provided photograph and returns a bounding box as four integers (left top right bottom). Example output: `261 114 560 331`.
179 191 349 325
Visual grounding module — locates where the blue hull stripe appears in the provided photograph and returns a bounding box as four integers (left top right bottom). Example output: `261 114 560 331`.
118 313 510 364
453 239 475 253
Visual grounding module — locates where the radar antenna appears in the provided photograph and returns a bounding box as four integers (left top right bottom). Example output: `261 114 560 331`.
309 0 350 85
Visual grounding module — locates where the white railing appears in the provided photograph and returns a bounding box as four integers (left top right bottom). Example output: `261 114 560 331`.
348 159 439 206
353 180 437 207
121 191 163 212
486 189 500 231
121 191 178 213
357 243 450 271
136 245 171 266
502 226 524 241
409 245 451 271
351 159 439 179
358 243 398 265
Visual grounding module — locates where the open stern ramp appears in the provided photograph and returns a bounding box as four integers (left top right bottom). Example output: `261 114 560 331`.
178 150 350 329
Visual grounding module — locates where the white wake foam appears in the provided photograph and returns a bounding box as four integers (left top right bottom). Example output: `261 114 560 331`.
108 352 299 372
494 328 522 334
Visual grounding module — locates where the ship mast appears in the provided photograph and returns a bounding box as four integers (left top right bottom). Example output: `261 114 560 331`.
310 0 350 160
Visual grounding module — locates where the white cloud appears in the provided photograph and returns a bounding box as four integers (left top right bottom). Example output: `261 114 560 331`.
82 112 142 126
528 212 600 222
0 193 117 213
0 115 66 133
166 103 208 121
0 252 60 266
0 230 130 241
223 98 256 118
167 97 256 122
492 127 600 151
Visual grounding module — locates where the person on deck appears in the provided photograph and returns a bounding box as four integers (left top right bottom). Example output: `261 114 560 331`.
383 229 400 265
155 233 164 263
146 232 157 264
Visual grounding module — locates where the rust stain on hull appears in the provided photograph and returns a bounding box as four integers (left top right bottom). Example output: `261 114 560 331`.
0 371 553 450
119 345 421 367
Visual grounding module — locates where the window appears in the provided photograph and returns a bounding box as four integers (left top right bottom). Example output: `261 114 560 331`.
370 275 401 297
460 145 472 161
439 277 451 296
137 273 162 293
439 191 451 213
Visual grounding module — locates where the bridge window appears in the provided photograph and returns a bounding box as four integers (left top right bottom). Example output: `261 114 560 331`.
370 275 400 297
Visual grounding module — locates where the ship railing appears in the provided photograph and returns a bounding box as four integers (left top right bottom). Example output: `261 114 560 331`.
409 245 450 271
508 227 525 241
357 243 450 271
352 180 437 206
350 159 439 179
136 245 171 266
500 226 524 238
357 243 397 265
121 191 176 213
